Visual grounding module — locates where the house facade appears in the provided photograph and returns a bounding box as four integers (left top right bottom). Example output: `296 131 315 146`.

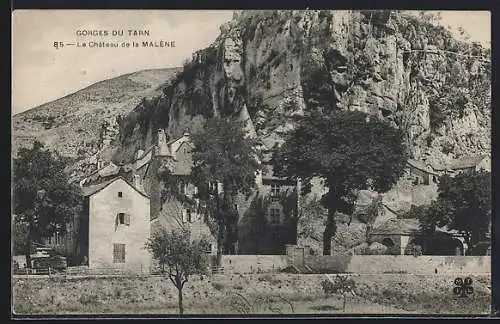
80 177 151 272
142 128 300 255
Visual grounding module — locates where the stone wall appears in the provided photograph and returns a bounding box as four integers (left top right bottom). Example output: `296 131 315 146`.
302 255 490 275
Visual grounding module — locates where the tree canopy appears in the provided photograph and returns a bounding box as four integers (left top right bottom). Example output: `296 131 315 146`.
418 169 491 247
272 110 408 255
190 117 260 259
190 117 260 196
12 141 82 266
145 228 209 315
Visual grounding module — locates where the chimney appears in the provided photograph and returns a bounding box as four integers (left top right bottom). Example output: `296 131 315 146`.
97 158 104 170
157 129 168 156
183 128 190 137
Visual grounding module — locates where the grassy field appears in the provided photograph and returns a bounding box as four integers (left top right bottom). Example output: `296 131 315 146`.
12 273 491 315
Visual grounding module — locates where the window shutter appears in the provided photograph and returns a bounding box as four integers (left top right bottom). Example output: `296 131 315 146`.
125 214 131 225
182 209 187 223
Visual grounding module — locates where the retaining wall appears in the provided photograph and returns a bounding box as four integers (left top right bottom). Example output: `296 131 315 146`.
303 255 491 275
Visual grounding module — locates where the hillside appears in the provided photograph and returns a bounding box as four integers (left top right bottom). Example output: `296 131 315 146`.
12 67 181 164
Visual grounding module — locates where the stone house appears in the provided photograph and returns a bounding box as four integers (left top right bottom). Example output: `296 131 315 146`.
406 159 439 185
141 130 218 254
235 148 300 255
78 130 218 257
76 113 300 262
370 218 466 256
139 128 300 255
77 176 151 272
429 155 490 177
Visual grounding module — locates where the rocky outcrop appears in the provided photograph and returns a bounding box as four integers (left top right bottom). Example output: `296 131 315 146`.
107 11 490 252
116 10 490 168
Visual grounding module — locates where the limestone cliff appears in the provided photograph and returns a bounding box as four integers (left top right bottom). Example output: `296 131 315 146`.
115 10 490 169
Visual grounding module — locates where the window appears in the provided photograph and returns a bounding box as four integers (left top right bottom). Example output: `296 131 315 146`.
186 209 192 223
113 244 126 263
117 213 130 225
118 192 123 198
179 181 188 195
55 231 62 245
271 184 280 197
269 208 280 224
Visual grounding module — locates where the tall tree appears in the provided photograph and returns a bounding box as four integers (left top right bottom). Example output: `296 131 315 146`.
190 117 260 265
419 169 491 249
145 228 209 315
272 110 407 255
12 141 82 268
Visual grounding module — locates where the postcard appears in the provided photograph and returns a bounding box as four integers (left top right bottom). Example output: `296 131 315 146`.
11 9 492 316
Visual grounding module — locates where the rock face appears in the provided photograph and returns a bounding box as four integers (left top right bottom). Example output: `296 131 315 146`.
115 10 490 168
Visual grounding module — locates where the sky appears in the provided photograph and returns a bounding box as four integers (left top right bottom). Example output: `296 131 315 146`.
12 10 491 115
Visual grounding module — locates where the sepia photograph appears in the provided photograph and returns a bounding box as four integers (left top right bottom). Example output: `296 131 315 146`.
11 9 492 316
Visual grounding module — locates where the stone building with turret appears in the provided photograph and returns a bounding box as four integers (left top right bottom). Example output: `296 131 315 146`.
74 109 301 269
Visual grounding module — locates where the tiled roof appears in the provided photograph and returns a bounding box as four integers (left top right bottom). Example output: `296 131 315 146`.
407 159 437 174
166 133 189 145
136 150 153 170
82 177 118 197
430 155 488 172
81 176 149 198
169 159 193 176
429 162 447 171
448 155 488 170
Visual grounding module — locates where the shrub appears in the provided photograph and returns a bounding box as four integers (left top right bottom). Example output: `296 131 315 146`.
429 100 446 132
404 243 423 256
78 293 99 305
321 275 357 310
321 276 356 296
212 282 225 291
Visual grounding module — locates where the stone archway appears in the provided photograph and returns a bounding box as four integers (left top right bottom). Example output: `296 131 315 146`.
382 238 395 248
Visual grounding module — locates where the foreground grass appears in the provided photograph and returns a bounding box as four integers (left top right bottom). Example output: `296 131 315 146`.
12 273 491 315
